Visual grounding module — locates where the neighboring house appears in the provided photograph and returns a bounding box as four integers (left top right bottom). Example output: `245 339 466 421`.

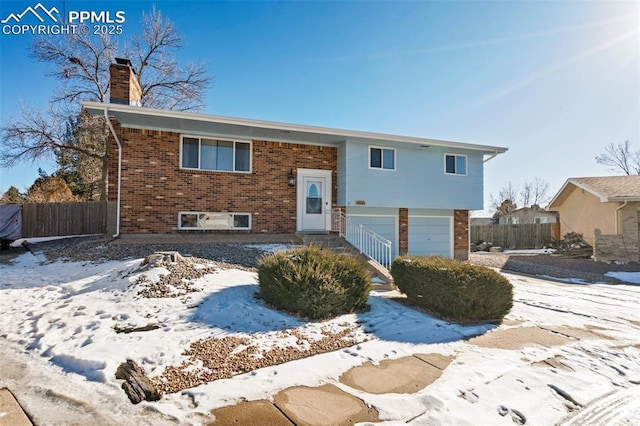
470 217 496 226
498 207 558 225
548 176 640 262
83 59 507 262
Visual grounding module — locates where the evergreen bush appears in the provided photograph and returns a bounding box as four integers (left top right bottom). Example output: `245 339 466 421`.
390 256 513 322
258 246 371 320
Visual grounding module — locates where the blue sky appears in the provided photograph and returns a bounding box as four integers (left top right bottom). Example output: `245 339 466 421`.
1 0 638 214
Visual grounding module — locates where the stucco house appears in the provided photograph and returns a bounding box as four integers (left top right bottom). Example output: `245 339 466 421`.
548 176 640 262
83 59 507 265
498 206 558 225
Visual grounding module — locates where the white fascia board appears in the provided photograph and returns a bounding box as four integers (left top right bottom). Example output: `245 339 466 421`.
547 179 573 209
548 178 622 208
566 179 609 202
82 101 509 154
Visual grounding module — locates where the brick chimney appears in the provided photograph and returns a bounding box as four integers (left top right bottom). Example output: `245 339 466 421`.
109 58 142 106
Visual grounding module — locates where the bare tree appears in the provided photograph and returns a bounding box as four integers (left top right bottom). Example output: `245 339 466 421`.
32 6 210 110
1 6 211 200
521 177 550 208
595 141 640 175
127 7 211 111
491 178 550 216
2 108 109 199
489 181 519 214
521 181 532 209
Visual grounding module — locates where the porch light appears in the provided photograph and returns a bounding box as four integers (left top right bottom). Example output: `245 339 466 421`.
287 169 296 186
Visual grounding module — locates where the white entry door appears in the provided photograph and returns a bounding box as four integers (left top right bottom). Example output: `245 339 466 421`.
297 169 332 232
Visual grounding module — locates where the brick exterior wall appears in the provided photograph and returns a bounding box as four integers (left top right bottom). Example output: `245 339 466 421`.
107 124 337 234
398 208 408 255
109 63 142 105
454 209 469 260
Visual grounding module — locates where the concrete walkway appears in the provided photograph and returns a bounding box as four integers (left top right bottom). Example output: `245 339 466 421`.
0 388 32 426
209 353 453 425
4 325 633 425
207 325 600 424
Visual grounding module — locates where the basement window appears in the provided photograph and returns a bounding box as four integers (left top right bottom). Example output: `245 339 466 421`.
181 136 251 172
178 212 251 230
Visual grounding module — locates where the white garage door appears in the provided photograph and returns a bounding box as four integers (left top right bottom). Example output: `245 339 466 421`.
346 215 397 259
408 216 452 258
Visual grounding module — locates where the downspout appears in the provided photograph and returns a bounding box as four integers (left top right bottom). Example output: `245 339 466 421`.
615 200 628 234
104 107 122 238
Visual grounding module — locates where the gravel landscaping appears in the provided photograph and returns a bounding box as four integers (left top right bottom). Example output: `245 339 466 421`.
26 235 271 268
14 235 639 284
469 252 639 284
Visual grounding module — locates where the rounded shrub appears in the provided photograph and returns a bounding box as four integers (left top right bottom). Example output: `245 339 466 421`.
258 246 371 320
390 256 513 323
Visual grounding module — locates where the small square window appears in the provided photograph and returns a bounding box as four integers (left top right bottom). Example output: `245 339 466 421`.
445 154 467 175
233 214 250 228
180 213 198 228
370 146 395 170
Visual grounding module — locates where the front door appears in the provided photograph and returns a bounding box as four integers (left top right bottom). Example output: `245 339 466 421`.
297 169 332 232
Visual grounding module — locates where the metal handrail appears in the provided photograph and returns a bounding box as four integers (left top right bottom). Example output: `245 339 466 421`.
331 208 392 270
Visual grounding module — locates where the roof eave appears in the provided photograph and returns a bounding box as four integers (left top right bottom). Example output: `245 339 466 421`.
547 179 573 208
82 101 508 154
606 196 640 202
548 178 640 207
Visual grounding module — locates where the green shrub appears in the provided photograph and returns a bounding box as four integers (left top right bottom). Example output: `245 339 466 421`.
390 256 513 322
258 246 371 320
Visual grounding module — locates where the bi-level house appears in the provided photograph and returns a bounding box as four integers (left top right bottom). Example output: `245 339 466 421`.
83 59 507 265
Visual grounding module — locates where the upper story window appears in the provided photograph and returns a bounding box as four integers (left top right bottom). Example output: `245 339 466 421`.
445 154 467 175
369 146 395 170
181 136 251 172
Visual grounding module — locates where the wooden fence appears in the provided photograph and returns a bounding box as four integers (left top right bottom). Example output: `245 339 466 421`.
22 201 107 238
471 223 556 249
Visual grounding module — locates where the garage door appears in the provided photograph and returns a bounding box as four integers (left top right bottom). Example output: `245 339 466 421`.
346 215 397 259
408 216 452 258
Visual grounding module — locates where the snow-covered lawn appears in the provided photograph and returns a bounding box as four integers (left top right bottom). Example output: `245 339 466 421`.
1 250 639 425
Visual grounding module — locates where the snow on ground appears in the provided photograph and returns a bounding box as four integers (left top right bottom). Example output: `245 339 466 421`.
502 248 556 254
539 275 599 285
9 235 102 247
606 271 640 284
244 243 293 253
1 250 640 425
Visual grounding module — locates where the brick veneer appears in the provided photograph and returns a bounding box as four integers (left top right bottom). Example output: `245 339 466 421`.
453 209 469 260
398 208 408 255
107 124 337 234
109 63 142 105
